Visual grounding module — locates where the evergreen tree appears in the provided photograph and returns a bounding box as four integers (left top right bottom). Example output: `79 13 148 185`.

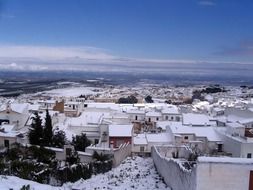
145 95 154 103
66 150 80 165
28 112 43 145
43 109 53 146
52 130 66 148
72 133 91 152
117 95 138 104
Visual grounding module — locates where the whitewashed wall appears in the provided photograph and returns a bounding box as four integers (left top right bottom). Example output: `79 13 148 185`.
222 133 243 157
196 158 253 190
113 143 131 167
152 146 196 190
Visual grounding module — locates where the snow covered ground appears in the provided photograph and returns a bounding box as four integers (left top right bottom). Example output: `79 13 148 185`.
40 86 104 97
0 157 170 190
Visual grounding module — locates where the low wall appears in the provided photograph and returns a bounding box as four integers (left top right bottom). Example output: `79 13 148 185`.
113 143 131 167
46 146 93 163
151 146 196 190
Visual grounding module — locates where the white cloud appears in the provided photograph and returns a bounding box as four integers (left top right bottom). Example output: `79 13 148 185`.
0 45 115 62
0 44 248 72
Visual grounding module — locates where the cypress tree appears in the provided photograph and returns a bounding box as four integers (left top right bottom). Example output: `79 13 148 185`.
43 109 53 146
28 112 43 145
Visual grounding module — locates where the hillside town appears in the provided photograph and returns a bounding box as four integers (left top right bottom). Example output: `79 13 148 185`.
1 84 253 190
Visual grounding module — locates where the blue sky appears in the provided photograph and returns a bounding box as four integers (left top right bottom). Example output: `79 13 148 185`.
0 0 253 70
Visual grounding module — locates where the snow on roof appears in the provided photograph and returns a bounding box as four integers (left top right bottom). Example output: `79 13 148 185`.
0 131 20 138
198 156 253 164
146 133 172 143
239 118 253 124
0 124 15 132
215 116 227 123
226 122 244 128
87 103 121 111
182 113 210 126
193 101 212 111
156 121 171 130
45 100 56 104
67 111 110 126
213 107 224 112
133 134 147 145
169 123 222 142
226 114 246 123
109 124 133 137
28 104 40 111
146 111 162 117
161 105 179 114
65 101 80 105
12 103 29 113
0 103 29 114
126 109 145 114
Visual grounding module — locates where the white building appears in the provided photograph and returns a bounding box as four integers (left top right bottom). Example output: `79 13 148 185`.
0 103 30 130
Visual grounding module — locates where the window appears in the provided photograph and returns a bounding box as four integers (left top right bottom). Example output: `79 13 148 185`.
95 139 99 144
148 118 151 122
165 116 169 120
140 146 144 152
135 115 138 120
4 140 9 148
247 153 252 158
176 116 180 121
66 148 72 157
218 144 223 152
156 117 159 121
171 116 174 120
184 136 188 140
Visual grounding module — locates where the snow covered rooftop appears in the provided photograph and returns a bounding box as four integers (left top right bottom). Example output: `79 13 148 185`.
169 123 222 142
133 134 147 145
239 118 253 124
67 111 110 126
0 124 15 132
65 101 80 105
0 103 29 114
0 130 20 138
161 105 179 114
28 104 40 111
126 109 145 114
198 156 253 164
87 103 121 110
213 107 225 112
146 133 172 143
157 121 171 130
146 111 162 117
226 122 244 128
109 124 133 137
182 113 210 126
